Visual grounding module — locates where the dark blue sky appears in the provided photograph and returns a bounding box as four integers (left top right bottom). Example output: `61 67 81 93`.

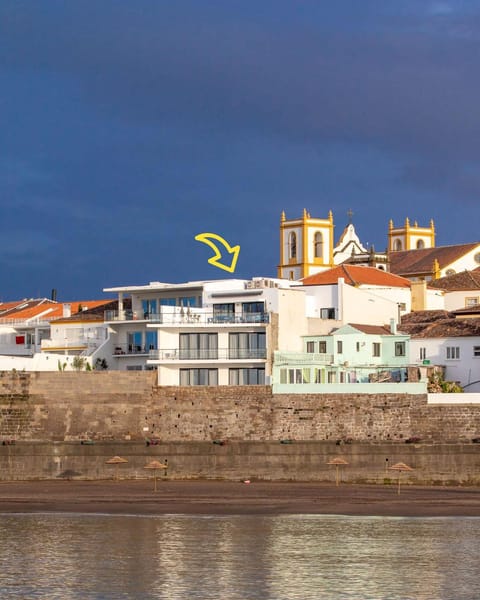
1 1 480 300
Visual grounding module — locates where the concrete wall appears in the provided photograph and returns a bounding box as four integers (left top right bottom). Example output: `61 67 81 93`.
1 441 478 484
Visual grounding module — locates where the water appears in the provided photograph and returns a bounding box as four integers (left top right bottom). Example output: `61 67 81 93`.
0 514 478 600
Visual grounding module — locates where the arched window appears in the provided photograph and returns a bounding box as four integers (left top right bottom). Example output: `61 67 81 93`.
289 232 297 259
416 239 425 249
394 239 402 251
314 231 323 258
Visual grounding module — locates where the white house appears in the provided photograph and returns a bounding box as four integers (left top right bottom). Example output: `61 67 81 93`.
401 311 480 392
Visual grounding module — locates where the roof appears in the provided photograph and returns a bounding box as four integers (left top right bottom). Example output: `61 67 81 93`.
428 270 480 291
301 264 411 288
400 310 480 338
0 298 114 323
390 243 479 277
347 323 394 335
451 305 480 316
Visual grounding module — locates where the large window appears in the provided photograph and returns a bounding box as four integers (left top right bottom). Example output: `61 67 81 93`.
395 342 406 357
179 369 218 386
306 341 315 353
229 332 266 359
179 333 218 359
213 303 235 323
229 368 265 385
242 301 265 322
128 331 144 353
142 299 157 318
318 341 327 353
373 342 381 357
337 340 343 354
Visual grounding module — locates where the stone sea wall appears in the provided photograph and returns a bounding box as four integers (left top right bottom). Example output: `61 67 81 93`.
0 371 479 482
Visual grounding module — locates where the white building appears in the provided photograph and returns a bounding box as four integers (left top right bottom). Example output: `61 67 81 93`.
103 277 312 385
402 311 480 392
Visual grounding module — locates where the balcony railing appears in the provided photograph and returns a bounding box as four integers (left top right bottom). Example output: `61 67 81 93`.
274 351 334 365
105 310 269 326
148 348 267 361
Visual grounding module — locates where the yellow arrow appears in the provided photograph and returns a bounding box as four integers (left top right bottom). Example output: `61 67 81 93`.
195 232 240 273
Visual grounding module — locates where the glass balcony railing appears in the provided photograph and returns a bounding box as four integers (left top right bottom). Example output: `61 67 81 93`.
147 348 267 361
105 310 269 326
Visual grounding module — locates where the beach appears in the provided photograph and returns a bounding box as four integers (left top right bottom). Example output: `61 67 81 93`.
1 479 479 516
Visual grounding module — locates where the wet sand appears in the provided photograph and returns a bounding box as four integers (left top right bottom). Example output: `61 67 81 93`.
1 480 479 516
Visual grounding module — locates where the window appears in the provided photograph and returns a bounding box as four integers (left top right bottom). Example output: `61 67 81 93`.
373 342 381 357
179 333 218 359
229 332 266 359
229 368 265 385
337 340 343 354
289 232 297 259
180 369 218 386
356 342 360 352
128 331 144 353
145 330 158 351
416 239 425 249
314 232 323 258
179 296 197 307
242 301 265 322
466 297 479 307
419 347 426 360
394 239 402 251
328 371 336 383
142 299 157 318
473 346 480 357
314 368 325 383
395 342 406 357
320 308 336 319
318 341 327 354
213 303 235 323
446 346 460 360
306 341 315 353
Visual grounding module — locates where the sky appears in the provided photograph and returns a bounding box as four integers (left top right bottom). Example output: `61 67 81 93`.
1 0 480 301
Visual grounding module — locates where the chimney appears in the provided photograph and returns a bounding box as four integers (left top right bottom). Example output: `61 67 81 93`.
390 318 397 334
62 303 71 318
51 288 57 301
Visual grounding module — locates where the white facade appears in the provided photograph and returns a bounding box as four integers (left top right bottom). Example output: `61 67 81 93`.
409 336 480 392
443 290 480 311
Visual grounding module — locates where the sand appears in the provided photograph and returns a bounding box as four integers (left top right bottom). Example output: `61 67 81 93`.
1 480 479 516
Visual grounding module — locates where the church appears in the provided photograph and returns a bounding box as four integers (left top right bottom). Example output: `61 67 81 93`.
277 210 480 282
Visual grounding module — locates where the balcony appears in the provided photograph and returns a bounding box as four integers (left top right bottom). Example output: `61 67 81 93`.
105 309 269 327
148 347 267 361
274 351 334 366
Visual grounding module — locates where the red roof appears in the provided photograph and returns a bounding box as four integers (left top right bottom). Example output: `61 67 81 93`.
301 264 411 288
390 243 480 277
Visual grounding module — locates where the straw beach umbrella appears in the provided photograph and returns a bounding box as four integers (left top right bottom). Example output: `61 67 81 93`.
389 462 414 495
144 459 168 491
105 455 128 480
326 457 349 486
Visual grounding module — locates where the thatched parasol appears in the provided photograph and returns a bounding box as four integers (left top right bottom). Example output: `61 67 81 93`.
389 461 414 495
105 455 128 480
326 457 349 486
144 459 168 491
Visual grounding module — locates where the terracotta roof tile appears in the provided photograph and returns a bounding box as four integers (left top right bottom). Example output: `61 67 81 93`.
400 310 480 338
348 323 393 335
429 270 480 291
390 243 480 277
301 264 411 287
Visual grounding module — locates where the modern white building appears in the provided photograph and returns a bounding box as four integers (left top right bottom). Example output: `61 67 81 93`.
103 277 314 385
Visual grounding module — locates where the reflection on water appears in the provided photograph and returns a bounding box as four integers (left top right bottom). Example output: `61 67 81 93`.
0 514 479 599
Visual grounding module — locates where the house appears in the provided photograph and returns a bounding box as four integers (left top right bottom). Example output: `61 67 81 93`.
295 264 413 331
0 298 115 371
103 277 311 385
427 270 480 311
272 322 425 394
401 310 480 392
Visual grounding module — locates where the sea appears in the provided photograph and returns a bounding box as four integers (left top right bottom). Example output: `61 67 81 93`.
0 514 478 599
